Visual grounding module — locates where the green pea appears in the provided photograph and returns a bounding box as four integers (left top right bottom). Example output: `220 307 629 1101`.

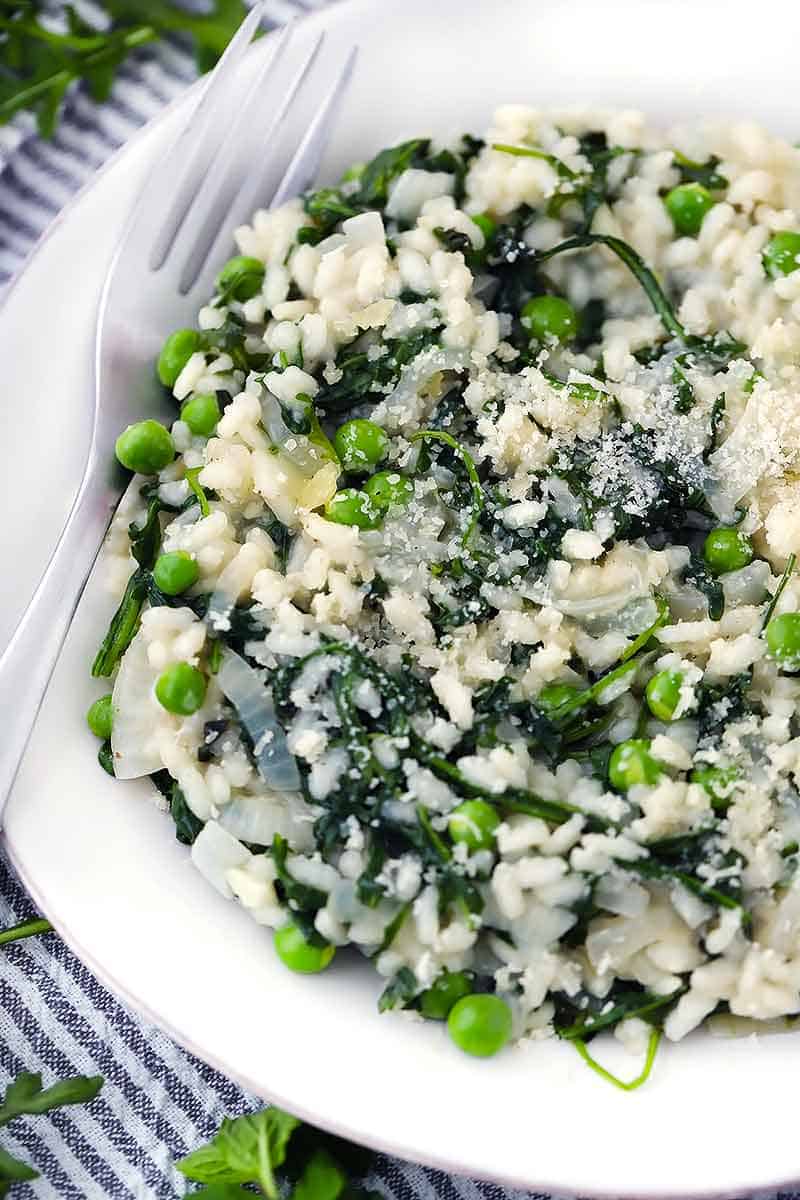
333 419 389 473
763 231 800 278
448 799 501 852
766 612 800 671
608 739 661 791
537 682 582 713
86 694 113 740
157 328 201 388
363 471 414 510
154 662 207 715
447 994 513 1058
645 670 684 722
273 922 335 974
419 971 472 1020
115 420 175 475
664 183 715 236
153 550 199 596
690 764 740 809
520 295 578 343
703 527 754 575
471 213 496 244
181 392 221 437
216 254 265 301
324 488 382 530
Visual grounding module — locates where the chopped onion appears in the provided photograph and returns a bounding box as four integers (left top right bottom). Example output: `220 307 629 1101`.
217 792 315 852
191 820 251 897
583 594 658 636
375 347 471 432
259 392 320 477
722 559 771 608
111 627 164 779
217 649 301 792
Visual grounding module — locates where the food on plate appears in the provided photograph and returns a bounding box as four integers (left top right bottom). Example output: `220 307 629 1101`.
88 105 800 1067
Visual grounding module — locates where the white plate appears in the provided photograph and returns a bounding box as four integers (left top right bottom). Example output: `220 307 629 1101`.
4 0 800 1194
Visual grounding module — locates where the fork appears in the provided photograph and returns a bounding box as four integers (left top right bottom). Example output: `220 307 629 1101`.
0 6 357 817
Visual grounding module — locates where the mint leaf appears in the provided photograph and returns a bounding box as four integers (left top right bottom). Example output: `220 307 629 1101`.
0 1072 103 1127
292 1148 348 1200
177 1108 301 1196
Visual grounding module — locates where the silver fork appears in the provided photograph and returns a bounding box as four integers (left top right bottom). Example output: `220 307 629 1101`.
0 8 357 817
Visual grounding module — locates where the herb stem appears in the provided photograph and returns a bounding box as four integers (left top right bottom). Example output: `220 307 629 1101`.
0 917 53 947
0 26 157 122
762 552 796 630
491 142 578 179
572 1027 661 1091
531 233 687 342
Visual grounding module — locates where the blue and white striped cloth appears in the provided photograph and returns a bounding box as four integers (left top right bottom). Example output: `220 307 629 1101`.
0 6 539 1197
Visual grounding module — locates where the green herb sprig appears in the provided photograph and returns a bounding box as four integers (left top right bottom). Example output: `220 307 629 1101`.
0 0 251 137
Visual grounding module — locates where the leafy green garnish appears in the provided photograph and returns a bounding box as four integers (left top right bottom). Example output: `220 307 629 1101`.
0 1071 103 1192
177 1108 300 1198
491 141 578 179
0 0 251 137
0 916 53 947
410 429 483 545
91 568 149 677
355 138 429 206
762 552 796 630
572 1027 662 1092
672 150 728 191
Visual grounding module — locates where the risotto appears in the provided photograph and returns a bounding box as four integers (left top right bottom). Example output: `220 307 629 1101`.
89 106 800 1069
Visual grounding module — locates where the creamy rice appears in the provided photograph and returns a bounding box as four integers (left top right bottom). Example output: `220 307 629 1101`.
91 107 800 1065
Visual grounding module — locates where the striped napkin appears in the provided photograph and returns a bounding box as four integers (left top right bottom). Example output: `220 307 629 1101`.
0 5 541 1198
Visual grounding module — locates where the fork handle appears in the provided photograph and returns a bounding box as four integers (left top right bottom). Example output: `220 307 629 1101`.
0 463 116 819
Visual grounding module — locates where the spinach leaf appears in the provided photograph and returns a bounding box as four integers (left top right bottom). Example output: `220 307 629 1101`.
554 985 684 1039
91 568 149 677
378 966 418 1013
355 138 429 207
683 556 724 620
672 150 728 191
411 429 484 545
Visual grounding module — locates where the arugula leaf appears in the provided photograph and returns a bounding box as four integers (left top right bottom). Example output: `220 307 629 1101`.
0 1072 103 1127
177 1108 301 1197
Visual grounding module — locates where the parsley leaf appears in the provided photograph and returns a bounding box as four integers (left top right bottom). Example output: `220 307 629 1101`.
0 1072 103 1127
0 1 250 137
